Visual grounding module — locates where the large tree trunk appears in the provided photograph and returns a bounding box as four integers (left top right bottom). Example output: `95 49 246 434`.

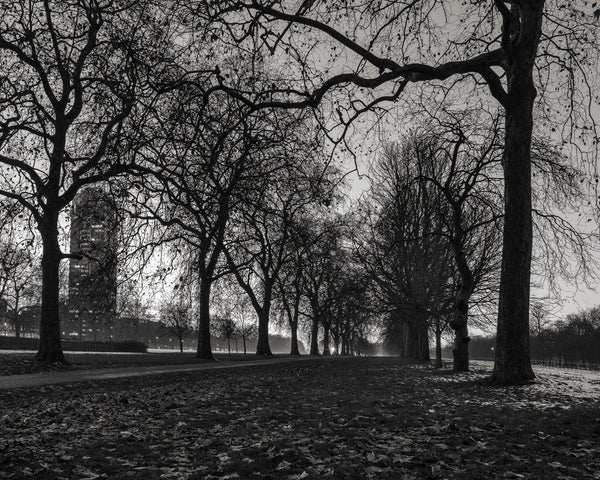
255 292 272 356
322 322 331 356
196 276 214 359
434 318 443 369
450 212 474 371
290 320 300 355
492 2 541 384
451 279 472 372
35 214 67 364
332 325 340 355
493 102 536 382
255 308 272 356
309 315 320 355
287 287 301 355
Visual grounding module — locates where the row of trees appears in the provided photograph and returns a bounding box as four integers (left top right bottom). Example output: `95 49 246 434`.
357 111 503 369
200 0 600 384
355 107 591 371
0 0 374 360
0 202 40 337
531 305 600 364
469 304 600 365
1 1 598 383
154 211 377 358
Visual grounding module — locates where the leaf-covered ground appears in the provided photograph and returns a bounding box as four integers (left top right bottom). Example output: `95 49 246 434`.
1 357 599 480
0 351 262 376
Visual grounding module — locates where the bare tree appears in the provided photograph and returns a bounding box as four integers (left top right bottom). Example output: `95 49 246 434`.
213 315 237 354
0 202 39 337
358 143 454 362
275 253 305 355
212 277 259 354
201 0 600 383
223 116 337 356
401 112 504 371
274 194 345 356
0 1 163 362
293 216 347 356
529 301 553 337
126 72 258 359
159 293 194 353
317 247 376 357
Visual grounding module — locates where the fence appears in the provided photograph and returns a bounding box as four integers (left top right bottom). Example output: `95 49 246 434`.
529 359 600 371
440 357 600 372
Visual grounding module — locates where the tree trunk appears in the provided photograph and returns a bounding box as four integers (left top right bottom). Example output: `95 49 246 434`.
243 335 247 354
282 276 302 355
227 336 231 354
35 214 67 364
255 296 272 356
452 320 469 370
179 337 184 353
332 325 340 355
196 276 214 359
435 318 443 369
252 279 273 356
322 323 331 356
290 320 300 355
450 211 474 371
309 315 320 355
492 3 541 384
451 281 472 372
255 310 272 356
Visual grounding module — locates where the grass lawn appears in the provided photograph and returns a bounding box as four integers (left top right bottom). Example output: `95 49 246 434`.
0 351 274 376
0 357 599 479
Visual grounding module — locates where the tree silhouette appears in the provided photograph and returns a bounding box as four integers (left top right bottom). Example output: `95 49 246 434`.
202 0 600 383
0 1 160 362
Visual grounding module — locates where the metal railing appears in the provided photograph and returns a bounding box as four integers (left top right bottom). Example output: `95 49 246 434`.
529 359 600 371
439 357 600 372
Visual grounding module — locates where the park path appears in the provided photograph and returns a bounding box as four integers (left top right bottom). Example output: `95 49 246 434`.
0 356 318 390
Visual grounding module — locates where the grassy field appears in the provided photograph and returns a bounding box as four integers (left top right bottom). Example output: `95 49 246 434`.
0 351 272 376
1 357 599 479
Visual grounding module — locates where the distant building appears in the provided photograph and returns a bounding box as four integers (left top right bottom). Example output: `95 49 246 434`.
67 187 118 341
